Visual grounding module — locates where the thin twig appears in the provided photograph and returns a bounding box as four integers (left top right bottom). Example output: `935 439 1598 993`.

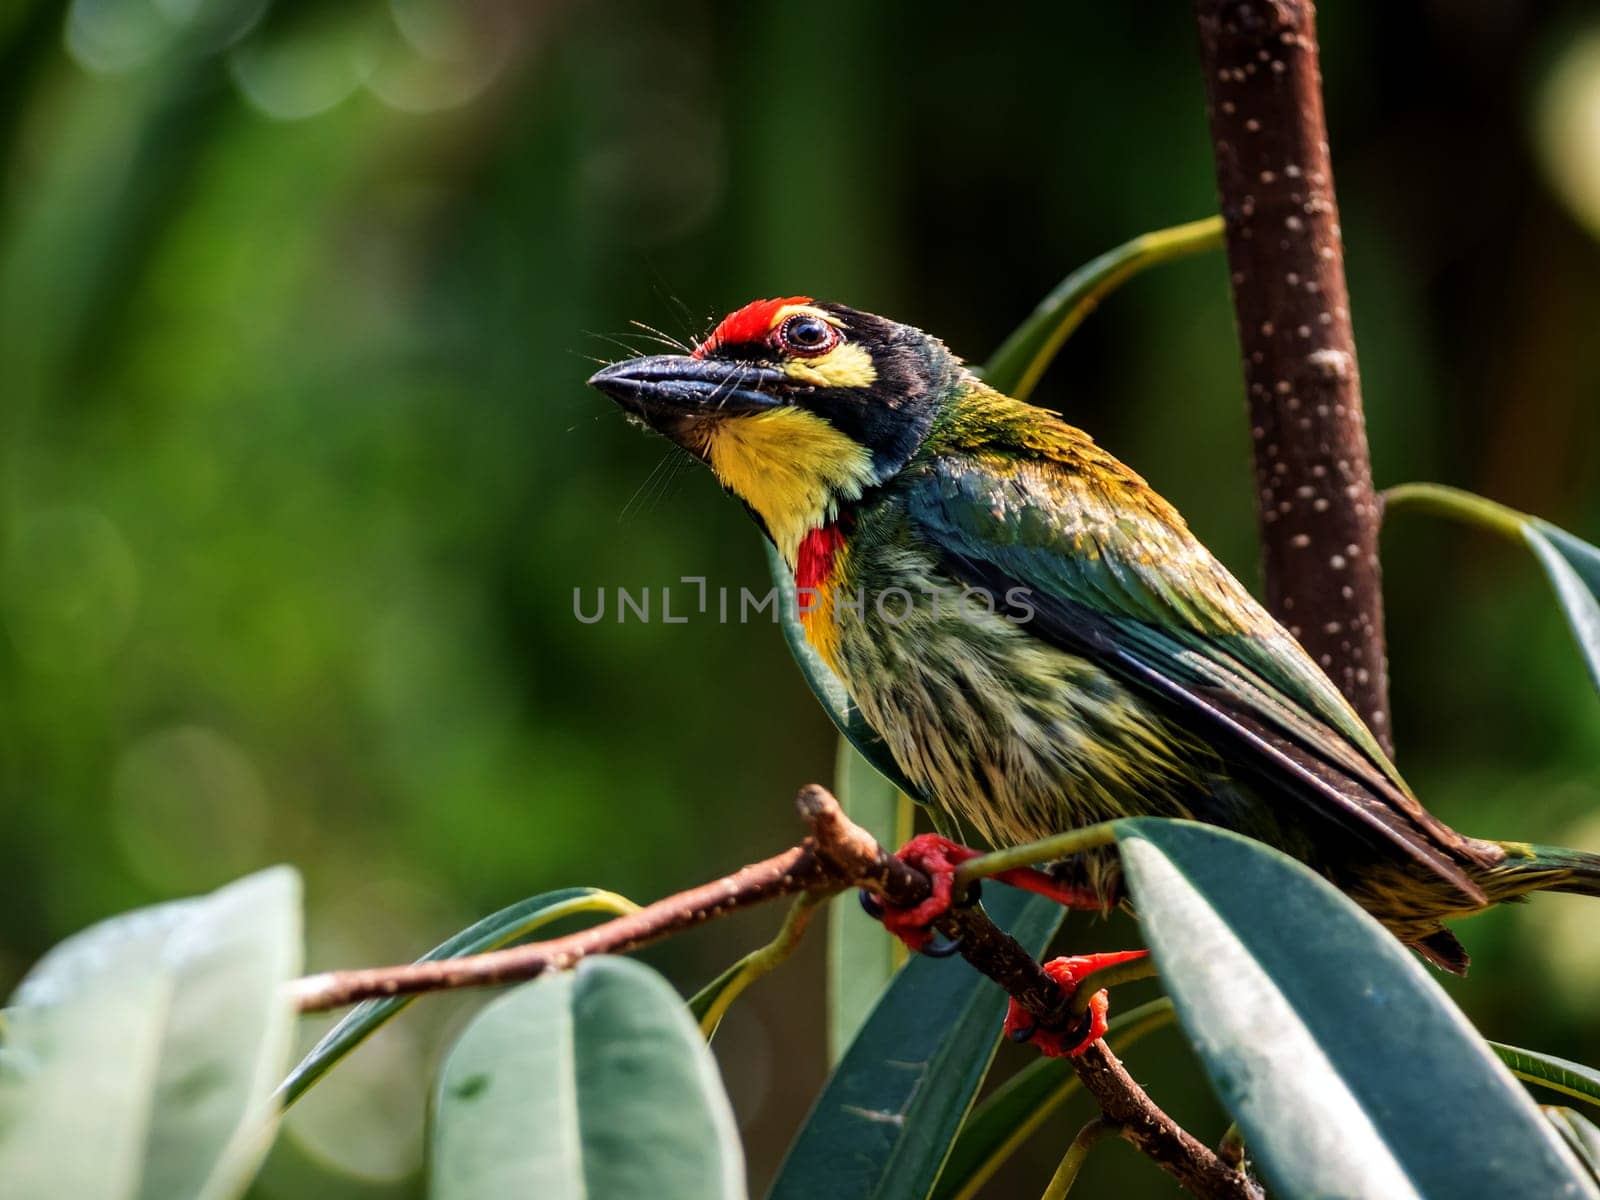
291 784 909 1012
930 901 1259 1199
1073 1040 1261 1199
945 999 1180 1200
288 786 1259 1198
290 843 822 1011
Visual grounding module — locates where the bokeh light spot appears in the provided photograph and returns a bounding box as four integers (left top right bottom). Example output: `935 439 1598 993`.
364 0 512 116
1535 22 1600 239
112 725 271 891
66 0 174 74
227 24 368 121
66 0 266 74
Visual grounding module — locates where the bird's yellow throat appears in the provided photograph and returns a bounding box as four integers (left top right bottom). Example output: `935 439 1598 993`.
702 408 876 563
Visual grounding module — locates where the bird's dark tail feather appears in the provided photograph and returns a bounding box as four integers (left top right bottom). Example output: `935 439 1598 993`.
1484 841 1600 902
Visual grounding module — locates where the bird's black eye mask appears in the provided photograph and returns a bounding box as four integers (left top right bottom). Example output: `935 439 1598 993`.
794 306 953 475
589 299 953 476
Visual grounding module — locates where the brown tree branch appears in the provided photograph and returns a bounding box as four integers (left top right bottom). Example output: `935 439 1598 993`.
1195 0 1394 752
289 786 1259 1199
934 908 1257 1198
290 787 859 1012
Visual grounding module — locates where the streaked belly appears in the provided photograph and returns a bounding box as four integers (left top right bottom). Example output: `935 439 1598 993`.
817 566 1207 848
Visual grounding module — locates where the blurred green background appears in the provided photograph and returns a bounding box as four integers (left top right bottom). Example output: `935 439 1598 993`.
3 1 1599 1195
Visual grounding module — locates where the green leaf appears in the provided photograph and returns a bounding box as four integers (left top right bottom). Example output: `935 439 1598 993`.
1384 483 1600 696
0 867 302 1200
931 998 1175 1200
278 885 635 1107
828 738 910 1063
1548 1108 1600 1182
764 538 923 800
980 215 1223 400
430 956 745 1200
1526 519 1600 693
1492 1041 1600 1112
0 969 173 1198
767 888 1064 1200
1112 818 1596 1198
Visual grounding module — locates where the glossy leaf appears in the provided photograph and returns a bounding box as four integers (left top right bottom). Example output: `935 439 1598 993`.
828 737 910 1063
767 888 1064 1200
931 998 1175 1200
981 215 1224 400
0 867 302 1200
1527 518 1600 693
1549 1109 1600 1182
1493 1041 1600 1112
279 885 636 1106
430 955 744 1200
1384 483 1600 696
764 538 921 798
1113 818 1596 1199
0 963 176 1198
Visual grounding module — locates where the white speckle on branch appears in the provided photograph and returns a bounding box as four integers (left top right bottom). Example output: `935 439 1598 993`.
1308 348 1351 379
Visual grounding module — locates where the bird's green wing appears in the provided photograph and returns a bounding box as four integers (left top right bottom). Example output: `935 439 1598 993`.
905 447 1492 901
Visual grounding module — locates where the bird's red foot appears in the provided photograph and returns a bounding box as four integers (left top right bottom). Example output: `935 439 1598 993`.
873 833 982 953
1003 950 1150 1057
868 834 1116 953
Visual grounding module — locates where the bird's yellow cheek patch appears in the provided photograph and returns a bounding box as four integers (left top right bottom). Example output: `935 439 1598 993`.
704 408 876 562
783 343 878 389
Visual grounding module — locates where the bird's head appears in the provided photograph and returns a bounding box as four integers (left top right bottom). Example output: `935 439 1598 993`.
588 298 960 559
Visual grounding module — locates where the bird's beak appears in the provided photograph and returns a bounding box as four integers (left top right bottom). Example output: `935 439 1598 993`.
587 355 789 430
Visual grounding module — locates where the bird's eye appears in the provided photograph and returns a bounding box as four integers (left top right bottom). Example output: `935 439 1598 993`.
776 313 839 357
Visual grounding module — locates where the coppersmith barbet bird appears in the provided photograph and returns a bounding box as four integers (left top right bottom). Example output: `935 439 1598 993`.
589 297 1600 1037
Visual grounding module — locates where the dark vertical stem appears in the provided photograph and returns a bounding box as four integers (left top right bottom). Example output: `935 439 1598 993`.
1194 0 1394 753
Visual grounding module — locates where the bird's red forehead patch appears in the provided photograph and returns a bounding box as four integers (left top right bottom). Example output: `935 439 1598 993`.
693 296 813 358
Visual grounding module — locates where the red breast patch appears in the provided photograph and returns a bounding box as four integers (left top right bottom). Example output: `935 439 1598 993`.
795 523 847 613
694 296 813 358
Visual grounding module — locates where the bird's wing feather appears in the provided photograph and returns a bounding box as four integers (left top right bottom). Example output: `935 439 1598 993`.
905 446 1492 902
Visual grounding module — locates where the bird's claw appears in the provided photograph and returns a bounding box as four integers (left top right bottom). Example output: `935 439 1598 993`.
1003 950 1150 1058
921 931 966 957
868 830 1117 955
873 833 984 953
